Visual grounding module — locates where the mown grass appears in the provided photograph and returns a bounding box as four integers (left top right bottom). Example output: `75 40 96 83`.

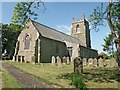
5 60 119 88
0 60 2 90
2 67 23 88
0 69 2 90
83 67 119 88
6 61 73 88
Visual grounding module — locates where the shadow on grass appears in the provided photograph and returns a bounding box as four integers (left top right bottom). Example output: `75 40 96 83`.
57 73 87 89
83 67 120 83
56 67 120 89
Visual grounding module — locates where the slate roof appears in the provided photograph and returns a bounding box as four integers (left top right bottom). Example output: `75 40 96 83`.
32 20 84 45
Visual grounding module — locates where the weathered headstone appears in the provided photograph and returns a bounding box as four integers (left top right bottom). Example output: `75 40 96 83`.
98 57 103 67
93 58 98 67
110 58 118 67
71 57 74 65
62 56 67 64
74 57 83 74
67 57 70 65
56 56 62 67
88 58 93 67
104 59 110 67
51 56 56 65
83 58 87 67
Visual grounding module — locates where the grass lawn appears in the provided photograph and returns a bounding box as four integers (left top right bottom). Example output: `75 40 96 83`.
0 61 2 90
0 70 2 89
2 67 23 88
5 60 119 88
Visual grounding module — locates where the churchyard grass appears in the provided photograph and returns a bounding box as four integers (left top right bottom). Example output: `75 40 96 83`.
4 60 119 88
0 61 2 89
2 68 23 88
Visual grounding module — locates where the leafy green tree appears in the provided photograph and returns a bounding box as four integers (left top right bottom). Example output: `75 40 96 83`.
102 34 114 55
2 23 22 56
12 1 46 25
89 1 120 69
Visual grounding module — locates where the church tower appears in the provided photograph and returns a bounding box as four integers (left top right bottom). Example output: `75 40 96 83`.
71 17 91 48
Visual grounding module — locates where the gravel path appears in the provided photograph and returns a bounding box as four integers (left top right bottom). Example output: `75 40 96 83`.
2 62 53 88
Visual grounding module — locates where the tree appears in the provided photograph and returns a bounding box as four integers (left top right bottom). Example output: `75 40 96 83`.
12 1 46 25
89 1 120 69
2 23 22 56
102 34 114 54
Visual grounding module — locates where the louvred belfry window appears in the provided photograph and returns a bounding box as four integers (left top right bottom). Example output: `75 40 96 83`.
76 25 81 33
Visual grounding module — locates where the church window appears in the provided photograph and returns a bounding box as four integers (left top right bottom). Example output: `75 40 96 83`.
76 25 81 33
24 34 30 50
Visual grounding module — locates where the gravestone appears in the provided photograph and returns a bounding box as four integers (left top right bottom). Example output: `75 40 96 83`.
56 56 62 67
88 58 93 67
67 57 70 65
83 58 87 67
51 56 56 65
110 58 118 67
74 57 83 74
62 56 67 64
93 58 97 67
98 57 103 67
104 59 110 67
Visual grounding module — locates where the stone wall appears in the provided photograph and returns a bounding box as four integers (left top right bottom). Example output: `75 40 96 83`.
13 19 39 63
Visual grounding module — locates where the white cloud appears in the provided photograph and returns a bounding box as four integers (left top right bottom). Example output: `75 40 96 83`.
55 25 72 35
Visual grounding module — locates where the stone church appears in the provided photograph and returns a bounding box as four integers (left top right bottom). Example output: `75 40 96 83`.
13 18 98 63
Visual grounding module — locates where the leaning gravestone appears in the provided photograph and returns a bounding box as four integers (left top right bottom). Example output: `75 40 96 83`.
88 58 93 67
56 56 62 67
93 58 98 67
98 57 103 67
83 58 87 67
51 56 56 65
62 56 67 64
74 57 83 74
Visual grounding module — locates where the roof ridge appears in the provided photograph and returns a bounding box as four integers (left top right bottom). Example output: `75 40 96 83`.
31 19 84 45
31 20 80 40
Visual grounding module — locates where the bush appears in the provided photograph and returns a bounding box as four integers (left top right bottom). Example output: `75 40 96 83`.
57 73 87 89
71 73 87 89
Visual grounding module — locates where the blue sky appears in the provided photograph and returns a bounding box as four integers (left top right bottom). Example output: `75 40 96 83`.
1 2 111 53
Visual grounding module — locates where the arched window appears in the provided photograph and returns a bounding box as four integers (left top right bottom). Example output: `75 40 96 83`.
76 25 81 33
24 34 30 50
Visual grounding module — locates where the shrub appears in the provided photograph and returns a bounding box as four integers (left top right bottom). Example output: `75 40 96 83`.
57 73 87 89
71 73 87 89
